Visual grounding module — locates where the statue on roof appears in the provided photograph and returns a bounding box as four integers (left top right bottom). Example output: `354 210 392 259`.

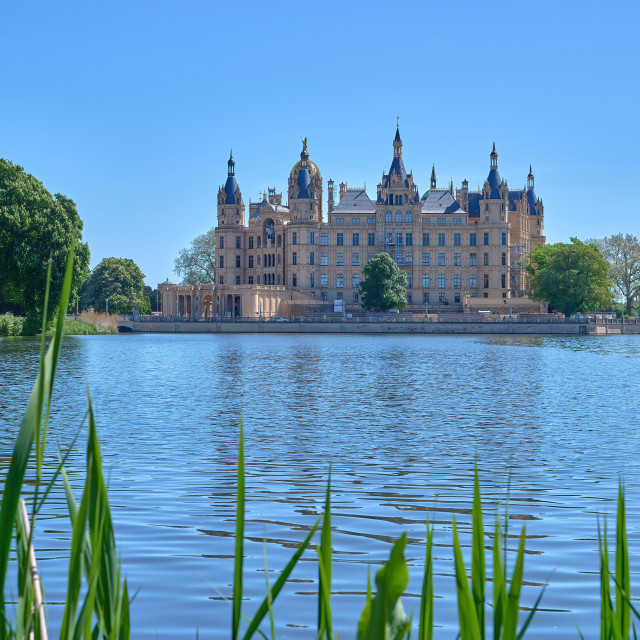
302 137 308 152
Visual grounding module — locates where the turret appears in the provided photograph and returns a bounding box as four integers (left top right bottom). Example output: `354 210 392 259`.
430 164 436 189
287 138 323 223
328 179 335 214
217 150 244 227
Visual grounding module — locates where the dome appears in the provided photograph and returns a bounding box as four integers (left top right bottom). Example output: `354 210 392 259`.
289 138 321 182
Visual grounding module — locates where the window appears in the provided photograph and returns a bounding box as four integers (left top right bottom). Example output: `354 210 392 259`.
353 292 359 302
292 232 297 245
310 232 315 245
352 274 359 288
406 212 413 223
337 252 343 266
501 273 506 288
321 291 327 301
292 252 297 265
454 274 461 289
235 276 241 285
337 233 344 246
395 212 402 222
353 253 360 266
501 252 506 266
277 275 281 284
277 235 281 247
257 237 261 248
321 274 327 287
395 252 403 265
292 274 297 287
484 232 489 246
321 233 328 246
454 293 460 303
219 237 224 249
386 212 392 222
470 275 477 289
368 233 375 246
248 237 253 249
257 276 261 284
438 275 445 289
351 217 360 224
406 291 412 304
336 292 343 300
423 292 429 303
278 254 281 264
396 232 403 245
454 253 461 266
257 255 260 266
470 233 477 247
454 233 461 246
423 233 430 246
470 252 476 266
236 255 241 268
219 276 224 284
438 253 445 266
321 252 328 266
405 253 412 265
248 256 254 268
406 273 412 288
422 274 430 288
337 274 343 288
236 236 241 249
310 252 314 265
248 276 254 284
422 252 430 266
484 274 489 288
386 232 393 245
310 274 314 287
502 232 507 246
438 233 445 246
219 256 224 268
439 292 445 303
368 252 374 261
353 233 360 246
406 232 413 246
484 252 489 266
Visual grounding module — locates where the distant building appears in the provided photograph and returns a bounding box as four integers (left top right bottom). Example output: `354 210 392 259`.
161 128 545 317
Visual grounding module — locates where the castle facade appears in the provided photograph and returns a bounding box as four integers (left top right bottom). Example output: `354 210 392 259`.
161 127 545 318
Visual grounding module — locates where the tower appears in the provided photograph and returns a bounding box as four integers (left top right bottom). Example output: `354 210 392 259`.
287 138 323 223
328 179 335 214
430 164 437 189
217 151 244 227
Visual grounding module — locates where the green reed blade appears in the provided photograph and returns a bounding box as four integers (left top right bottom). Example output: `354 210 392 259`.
599 519 612 640
233 420 245 640
471 468 485 639
615 481 630 639
418 521 434 640
452 519 482 640
516 579 546 640
503 527 526 640
262 539 276 640
357 568 373 640
242 518 320 640
318 468 332 640
492 519 505 640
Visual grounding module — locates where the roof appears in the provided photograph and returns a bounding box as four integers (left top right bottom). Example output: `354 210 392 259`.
297 166 312 198
466 192 482 218
487 167 502 198
508 190 524 211
420 188 464 214
224 175 239 204
527 188 538 214
383 156 409 188
333 189 376 214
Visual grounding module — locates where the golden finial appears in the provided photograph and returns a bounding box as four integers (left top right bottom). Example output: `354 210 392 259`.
302 137 308 152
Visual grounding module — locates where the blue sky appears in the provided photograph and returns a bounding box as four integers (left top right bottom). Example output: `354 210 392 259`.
1 1 638 286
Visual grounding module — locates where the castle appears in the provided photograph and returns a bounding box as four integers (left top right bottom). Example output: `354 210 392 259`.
160 127 545 318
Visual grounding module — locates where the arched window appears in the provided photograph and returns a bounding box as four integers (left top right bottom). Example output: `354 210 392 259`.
277 235 282 246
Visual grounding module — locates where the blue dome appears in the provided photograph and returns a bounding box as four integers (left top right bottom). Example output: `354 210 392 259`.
487 168 502 199
527 188 537 214
297 166 312 198
224 175 238 204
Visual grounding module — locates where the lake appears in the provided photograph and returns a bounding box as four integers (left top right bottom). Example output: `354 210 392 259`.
1 333 639 638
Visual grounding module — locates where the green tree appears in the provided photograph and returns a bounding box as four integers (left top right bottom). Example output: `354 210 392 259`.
0 159 90 316
529 238 613 316
80 258 150 315
174 228 216 284
359 252 408 311
586 234 640 314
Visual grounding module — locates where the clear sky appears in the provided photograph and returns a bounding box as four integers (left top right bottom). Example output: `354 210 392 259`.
1 1 638 286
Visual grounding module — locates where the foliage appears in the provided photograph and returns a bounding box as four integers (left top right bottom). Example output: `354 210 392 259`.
143 285 162 312
80 257 150 315
0 244 130 639
173 228 216 285
587 234 640 314
0 314 25 336
529 238 613 316
359 253 408 311
0 158 90 316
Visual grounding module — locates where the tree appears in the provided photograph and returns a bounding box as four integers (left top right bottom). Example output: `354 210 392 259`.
359 252 408 311
586 234 640 314
0 159 90 316
529 238 613 316
174 228 216 284
80 258 151 315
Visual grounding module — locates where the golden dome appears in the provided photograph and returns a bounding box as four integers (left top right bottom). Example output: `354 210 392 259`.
289 138 321 181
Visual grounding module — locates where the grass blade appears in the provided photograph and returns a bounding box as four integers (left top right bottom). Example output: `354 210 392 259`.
418 520 434 640
471 468 485 639
318 468 332 640
503 527 526 640
492 519 506 640
233 420 245 640
452 519 482 640
616 480 630 639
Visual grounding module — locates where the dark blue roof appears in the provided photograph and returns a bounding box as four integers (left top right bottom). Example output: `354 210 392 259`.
467 192 481 218
527 188 537 214
384 156 409 188
487 168 502 198
224 175 239 204
508 190 524 211
333 189 376 214
420 189 463 214
297 166 312 198
394 126 401 142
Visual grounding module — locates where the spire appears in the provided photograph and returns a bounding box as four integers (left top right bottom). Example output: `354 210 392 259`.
430 163 436 189
490 142 498 169
393 123 403 157
449 177 454 196
527 165 535 190
228 150 235 176
300 137 310 164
